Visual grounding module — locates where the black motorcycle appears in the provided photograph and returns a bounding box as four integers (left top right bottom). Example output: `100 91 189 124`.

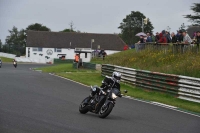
79 86 127 118
13 61 17 68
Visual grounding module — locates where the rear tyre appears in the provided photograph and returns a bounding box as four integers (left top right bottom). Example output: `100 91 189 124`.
99 103 114 118
79 97 89 114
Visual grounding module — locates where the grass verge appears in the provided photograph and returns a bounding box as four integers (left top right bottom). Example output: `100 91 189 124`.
0 56 13 62
35 64 200 114
34 64 96 73
91 49 200 78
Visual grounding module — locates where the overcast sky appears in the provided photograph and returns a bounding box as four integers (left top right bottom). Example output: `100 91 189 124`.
0 0 199 43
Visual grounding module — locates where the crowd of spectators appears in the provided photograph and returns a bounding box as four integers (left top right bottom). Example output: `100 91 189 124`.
137 30 200 46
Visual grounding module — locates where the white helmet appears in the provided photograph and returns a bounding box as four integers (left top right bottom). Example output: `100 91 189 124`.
112 72 121 83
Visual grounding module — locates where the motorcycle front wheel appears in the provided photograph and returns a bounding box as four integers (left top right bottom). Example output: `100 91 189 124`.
99 103 114 118
79 97 90 114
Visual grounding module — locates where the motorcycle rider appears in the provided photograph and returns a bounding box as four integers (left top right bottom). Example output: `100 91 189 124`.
0 58 2 66
89 72 122 99
13 59 17 67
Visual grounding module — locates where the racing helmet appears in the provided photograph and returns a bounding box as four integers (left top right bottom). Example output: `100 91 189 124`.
112 72 121 83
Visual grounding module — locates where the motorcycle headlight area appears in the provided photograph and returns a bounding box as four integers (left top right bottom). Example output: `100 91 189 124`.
111 93 117 99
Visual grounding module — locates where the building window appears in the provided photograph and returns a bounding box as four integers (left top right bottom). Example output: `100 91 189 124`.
54 48 62 52
38 47 43 52
32 47 43 52
32 48 38 51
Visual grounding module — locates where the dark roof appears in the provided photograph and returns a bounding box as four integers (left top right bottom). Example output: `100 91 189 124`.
26 31 125 51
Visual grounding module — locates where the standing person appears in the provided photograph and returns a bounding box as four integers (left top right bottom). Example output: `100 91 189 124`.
74 54 80 63
181 29 192 53
155 32 160 41
171 32 177 43
150 33 155 42
123 44 129 51
193 31 197 39
102 50 107 60
146 33 153 42
157 31 167 43
166 31 171 43
177 30 183 42
137 35 144 43
176 30 180 38
182 29 192 45
136 35 145 51
195 31 200 51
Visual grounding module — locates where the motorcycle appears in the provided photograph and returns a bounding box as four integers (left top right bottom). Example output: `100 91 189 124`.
13 61 17 68
79 86 127 118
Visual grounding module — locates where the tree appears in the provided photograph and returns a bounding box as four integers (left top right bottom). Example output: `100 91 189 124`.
184 3 200 24
26 23 51 31
118 11 154 44
5 26 26 55
60 28 75 32
178 23 186 30
0 39 2 52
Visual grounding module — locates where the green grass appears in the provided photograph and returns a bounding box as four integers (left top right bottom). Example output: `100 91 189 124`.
91 49 200 78
35 64 200 113
34 64 96 73
0 56 13 62
57 72 103 86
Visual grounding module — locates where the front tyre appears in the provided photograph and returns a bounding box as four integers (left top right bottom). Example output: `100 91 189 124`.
99 103 114 118
79 97 89 114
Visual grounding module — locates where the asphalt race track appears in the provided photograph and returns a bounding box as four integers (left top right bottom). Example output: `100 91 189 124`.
0 63 200 133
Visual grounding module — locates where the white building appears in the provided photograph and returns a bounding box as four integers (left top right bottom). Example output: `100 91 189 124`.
26 31 125 63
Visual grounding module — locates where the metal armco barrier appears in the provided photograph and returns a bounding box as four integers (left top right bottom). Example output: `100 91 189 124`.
102 64 200 103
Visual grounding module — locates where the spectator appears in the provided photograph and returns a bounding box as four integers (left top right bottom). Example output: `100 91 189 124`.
144 37 147 43
193 31 197 39
155 32 160 41
123 44 129 50
157 31 167 43
171 32 177 43
195 31 200 50
102 50 107 60
176 30 180 38
150 33 155 42
196 31 200 44
137 35 144 43
177 30 183 42
146 33 153 42
182 29 192 45
130 44 135 49
166 31 172 43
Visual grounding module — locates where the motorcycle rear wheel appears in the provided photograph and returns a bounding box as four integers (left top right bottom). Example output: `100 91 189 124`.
99 103 114 118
